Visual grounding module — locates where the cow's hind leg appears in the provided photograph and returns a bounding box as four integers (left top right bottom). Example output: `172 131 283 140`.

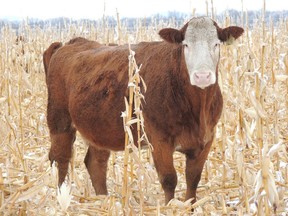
47 108 76 187
84 146 110 195
185 140 213 203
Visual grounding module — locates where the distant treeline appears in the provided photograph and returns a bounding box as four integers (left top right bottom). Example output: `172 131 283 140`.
0 10 287 32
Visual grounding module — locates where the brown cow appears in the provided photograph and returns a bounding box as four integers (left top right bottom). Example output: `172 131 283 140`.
43 17 243 204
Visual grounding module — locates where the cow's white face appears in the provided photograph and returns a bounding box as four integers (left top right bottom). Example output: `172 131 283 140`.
159 16 244 89
182 18 220 89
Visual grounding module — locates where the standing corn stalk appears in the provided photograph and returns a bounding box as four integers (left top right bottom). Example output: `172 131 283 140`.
252 1 282 213
121 44 150 214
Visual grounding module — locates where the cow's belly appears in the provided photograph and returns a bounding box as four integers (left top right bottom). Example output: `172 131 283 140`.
70 106 127 151
76 123 126 151
68 80 128 151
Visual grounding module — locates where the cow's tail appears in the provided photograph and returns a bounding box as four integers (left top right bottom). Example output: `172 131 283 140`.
43 42 62 76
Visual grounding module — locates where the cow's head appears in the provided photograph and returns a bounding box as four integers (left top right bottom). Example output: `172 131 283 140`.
159 17 244 89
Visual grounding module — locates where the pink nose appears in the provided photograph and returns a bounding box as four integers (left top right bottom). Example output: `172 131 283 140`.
194 72 211 85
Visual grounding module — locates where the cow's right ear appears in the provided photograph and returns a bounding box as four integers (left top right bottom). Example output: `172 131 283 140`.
159 28 184 44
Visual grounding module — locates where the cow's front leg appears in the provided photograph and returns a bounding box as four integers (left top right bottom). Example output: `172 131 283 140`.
185 140 213 203
152 143 177 205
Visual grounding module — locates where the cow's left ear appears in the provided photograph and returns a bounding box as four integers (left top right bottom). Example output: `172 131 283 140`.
159 28 184 44
218 26 244 45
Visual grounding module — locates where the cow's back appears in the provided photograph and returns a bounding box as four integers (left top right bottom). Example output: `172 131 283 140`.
46 38 102 107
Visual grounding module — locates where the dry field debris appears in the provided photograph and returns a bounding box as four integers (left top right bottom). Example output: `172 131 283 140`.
0 14 287 215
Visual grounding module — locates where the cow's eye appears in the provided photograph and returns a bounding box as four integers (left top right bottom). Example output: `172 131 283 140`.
183 43 188 48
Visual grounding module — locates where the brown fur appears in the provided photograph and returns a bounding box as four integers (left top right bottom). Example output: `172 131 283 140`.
213 21 244 42
43 42 62 77
158 23 188 44
44 18 243 205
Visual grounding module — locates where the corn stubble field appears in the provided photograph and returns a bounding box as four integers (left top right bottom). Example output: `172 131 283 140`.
0 12 287 216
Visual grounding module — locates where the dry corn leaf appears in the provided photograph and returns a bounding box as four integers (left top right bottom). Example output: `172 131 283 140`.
248 90 268 119
236 148 244 180
16 183 45 203
254 146 280 212
126 118 139 126
275 75 288 81
0 97 6 104
167 198 191 210
57 183 72 211
268 141 285 157
244 107 258 119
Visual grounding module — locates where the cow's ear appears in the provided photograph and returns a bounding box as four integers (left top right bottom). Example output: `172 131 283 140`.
218 26 244 45
159 28 184 44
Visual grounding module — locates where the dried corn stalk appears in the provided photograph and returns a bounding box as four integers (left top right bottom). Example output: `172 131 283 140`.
121 44 151 214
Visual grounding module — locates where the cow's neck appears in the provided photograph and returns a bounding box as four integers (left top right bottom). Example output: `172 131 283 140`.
197 88 213 139
187 84 217 145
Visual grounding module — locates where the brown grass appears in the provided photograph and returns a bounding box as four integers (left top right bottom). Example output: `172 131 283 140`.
0 13 287 215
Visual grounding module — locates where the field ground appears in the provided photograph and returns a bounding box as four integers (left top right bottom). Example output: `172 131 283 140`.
0 15 287 215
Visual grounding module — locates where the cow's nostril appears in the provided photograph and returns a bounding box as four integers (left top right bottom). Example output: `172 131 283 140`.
194 72 211 81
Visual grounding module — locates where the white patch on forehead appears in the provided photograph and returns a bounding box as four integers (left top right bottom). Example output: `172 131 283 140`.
184 17 218 43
